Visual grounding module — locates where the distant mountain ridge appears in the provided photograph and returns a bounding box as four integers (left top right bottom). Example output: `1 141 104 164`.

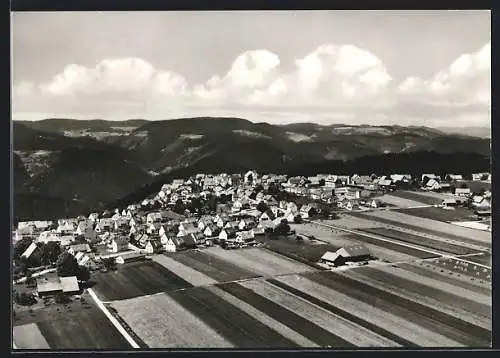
12 117 491 221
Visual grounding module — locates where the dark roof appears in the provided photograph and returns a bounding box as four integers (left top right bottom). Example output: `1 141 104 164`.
222 228 238 238
173 235 197 247
263 209 276 220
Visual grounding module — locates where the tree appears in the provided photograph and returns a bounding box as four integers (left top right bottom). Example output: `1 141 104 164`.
173 199 186 215
39 241 62 266
460 183 468 189
293 215 303 224
14 238 33 260
15 292 36 306
254 184 264 193
256 201 269 213
56 252 79 277
77 265 90 282
319 179 325 186
274 221 291 236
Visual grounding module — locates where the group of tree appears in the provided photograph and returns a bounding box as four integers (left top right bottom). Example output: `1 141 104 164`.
13 239 62 271
56 252 90 281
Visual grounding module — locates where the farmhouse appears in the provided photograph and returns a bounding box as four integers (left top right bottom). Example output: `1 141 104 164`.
96 219 114 233
219 228 238 242
68 243 91 255
203 224 220 238
160 235 177 252
441 198 458 208
145 240 163 254
251 226 266 236
56 221 75 235
471 196 491 210
177 222 201 237
110 237 129 253
21 242 38 259
299 205 316 219
237 230 256 246
36 278 63 297
260 209 276 222
146 212 163 225
172 235 197 251
425 179 441 191
446 174 463 181
115 251 146 264
320 245 371 267
60 276 80 294
454 188 471 197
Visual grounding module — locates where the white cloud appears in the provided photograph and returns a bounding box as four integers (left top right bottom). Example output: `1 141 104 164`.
397 42 491 106
13 42 491 127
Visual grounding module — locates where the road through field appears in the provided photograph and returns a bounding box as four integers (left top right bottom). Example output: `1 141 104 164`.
88 288 139 349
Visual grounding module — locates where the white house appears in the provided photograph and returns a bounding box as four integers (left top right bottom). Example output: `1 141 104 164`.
160 233 177 252
146 212 163 225
425 179 441 191
110 237 129 253
455 188 471 197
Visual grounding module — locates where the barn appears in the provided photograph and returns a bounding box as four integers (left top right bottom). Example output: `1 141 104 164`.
320 245 371 267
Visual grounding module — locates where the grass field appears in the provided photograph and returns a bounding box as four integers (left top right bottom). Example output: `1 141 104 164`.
274 274 455 347
13 324 50 349
240 279 399 347
168 250 260 282
152 255 218 286
204 247 315 277
359 227 479 256
169 286 299 348
349 211 491 247
13 293 130 349
390 191 443 205
303 271 491 347
93 260 193 301
398 207 479 222
111 293 233 348
340 267 491 329
342 233 437 259
377 194 428 208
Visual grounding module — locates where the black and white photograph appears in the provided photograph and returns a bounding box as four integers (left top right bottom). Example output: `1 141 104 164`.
11 9 492 350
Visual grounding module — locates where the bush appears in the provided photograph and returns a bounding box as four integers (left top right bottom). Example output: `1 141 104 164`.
15 292 36 306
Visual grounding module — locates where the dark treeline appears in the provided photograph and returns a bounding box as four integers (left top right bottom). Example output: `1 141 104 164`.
107 151 490 211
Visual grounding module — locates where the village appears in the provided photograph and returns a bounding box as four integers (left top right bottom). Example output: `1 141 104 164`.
12 170 492 349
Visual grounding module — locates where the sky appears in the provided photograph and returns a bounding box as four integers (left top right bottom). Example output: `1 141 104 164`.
11 10 491 127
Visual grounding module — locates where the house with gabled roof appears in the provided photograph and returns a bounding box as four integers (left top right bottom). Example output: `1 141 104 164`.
320 244 371 267
177 222 201 237
260 209 276 222
110 236 129 253
203 224 220 238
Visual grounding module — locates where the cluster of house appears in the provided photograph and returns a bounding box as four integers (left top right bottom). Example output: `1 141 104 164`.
14 170 492 270
420 173 492 213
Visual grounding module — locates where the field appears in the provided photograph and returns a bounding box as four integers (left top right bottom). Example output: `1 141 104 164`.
92 260 193 301
398 207 479 222
110 293 234 348
389 191 444 205
13 293 130 349
203 246 315 277
342 233 437 259
376 194 428 208
169 287 300 348
358 227 479 256
341 267 491 328
13 324 50 349
298 271 491 347
165 250 260 282
349 211 491 248
152 255 217 286
254 235 337 267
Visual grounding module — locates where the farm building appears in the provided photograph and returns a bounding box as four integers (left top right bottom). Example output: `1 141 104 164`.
160 234 176 252
219 228 238 242
425 179 441 191
177 222 201 237
115 251 146 264
171 235 197 251
37 278 63 297
20 242 38 259
237 230 256 246
224 220 240 230
145 240 164 254
472 196 491 209
251 226 266 236
455 188 471 197
68 243 91 255
441 198 458 208
203 224 220 238
260 209 276 222
320 245 371 267
146 212 163 225
110 237 130 253
60 276 80 294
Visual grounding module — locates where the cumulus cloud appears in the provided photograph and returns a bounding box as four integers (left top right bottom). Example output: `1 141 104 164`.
397 42 490 106
13 42 491 127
